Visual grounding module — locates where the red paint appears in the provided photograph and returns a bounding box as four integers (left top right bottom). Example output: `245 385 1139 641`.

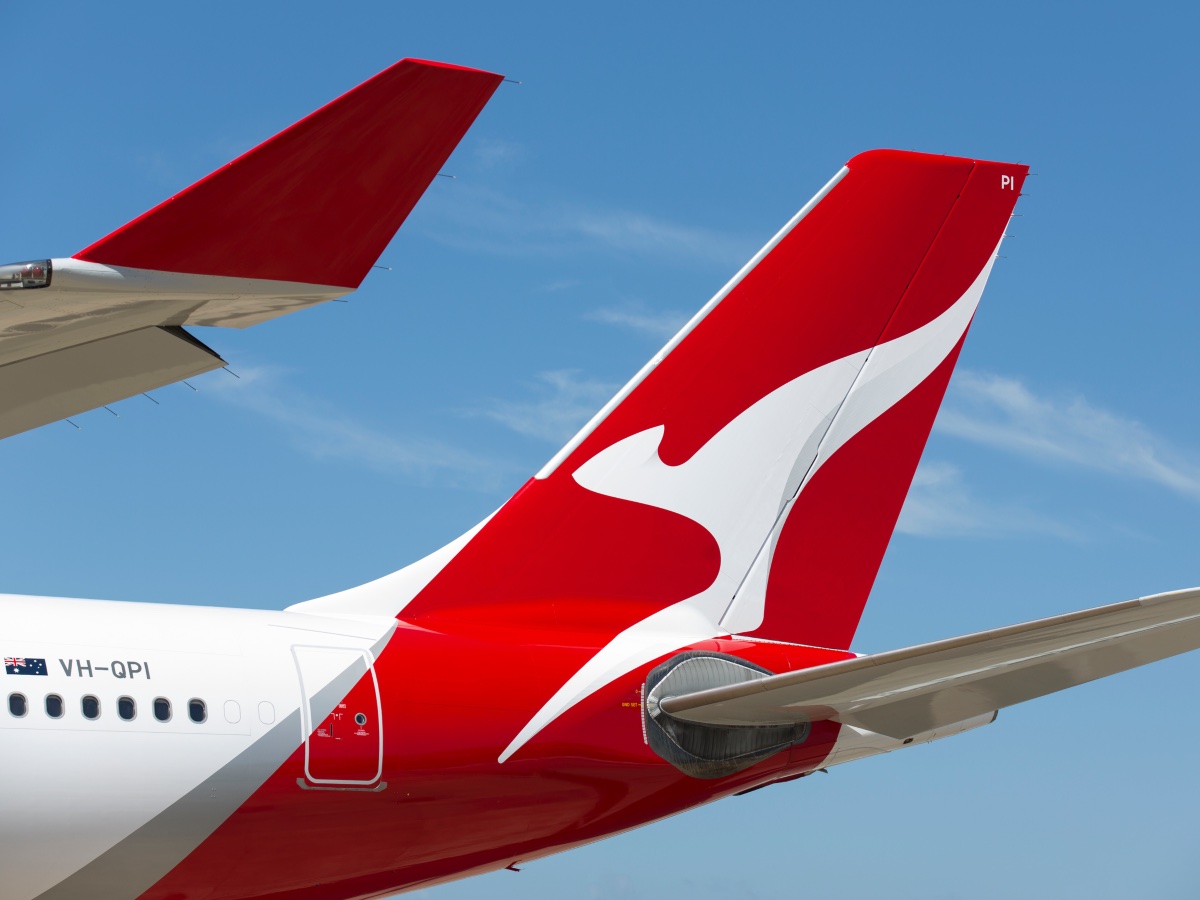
404 480 721 627
139 631 848 900
881 159 1027 339
77 60 503 288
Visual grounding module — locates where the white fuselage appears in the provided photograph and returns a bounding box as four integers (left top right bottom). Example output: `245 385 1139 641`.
0 595 393 900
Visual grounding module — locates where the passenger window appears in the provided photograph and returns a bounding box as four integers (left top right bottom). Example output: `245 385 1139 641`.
81 695 100 720
188 698 207 723
118 696 136 721
8 693 27 717
153 697 172 722
45 694 63 718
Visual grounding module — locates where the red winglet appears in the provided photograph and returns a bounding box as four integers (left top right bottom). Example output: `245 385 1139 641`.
76 59 503 288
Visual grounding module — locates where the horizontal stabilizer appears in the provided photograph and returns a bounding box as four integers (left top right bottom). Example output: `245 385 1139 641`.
75 59 503 288
659 589 1200 739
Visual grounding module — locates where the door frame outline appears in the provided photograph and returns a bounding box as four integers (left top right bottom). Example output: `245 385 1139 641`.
291 645 384 786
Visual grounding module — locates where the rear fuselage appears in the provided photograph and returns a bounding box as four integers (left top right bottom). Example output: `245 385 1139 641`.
2 594 853 900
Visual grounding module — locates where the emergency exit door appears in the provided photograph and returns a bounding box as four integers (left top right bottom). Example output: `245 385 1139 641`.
292 646 383 786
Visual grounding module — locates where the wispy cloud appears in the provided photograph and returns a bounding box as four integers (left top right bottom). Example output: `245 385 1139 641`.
203 366 513 490
569 210 753 265
939 371 1200 499
478 369 617 445
135 150 183 189
415 183 757 269
586 302 690 340
898 461 1078 539
471 137 525 170
136 136 259 190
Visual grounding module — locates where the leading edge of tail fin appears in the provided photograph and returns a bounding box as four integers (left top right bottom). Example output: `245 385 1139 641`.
76 59 503 289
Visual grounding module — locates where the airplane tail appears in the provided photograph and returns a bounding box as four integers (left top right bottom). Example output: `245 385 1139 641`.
291 150 1026 753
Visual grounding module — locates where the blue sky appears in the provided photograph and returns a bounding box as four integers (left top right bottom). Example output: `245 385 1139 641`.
5 1 1200 896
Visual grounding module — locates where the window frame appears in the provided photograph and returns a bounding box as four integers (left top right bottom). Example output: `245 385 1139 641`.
117 695 137 721
153 697 172 722
81 694 101 720
187 697 207 724
44 693 64 719
8 692 28 718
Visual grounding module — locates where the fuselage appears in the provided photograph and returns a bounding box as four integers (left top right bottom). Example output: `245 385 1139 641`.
1 593 872 900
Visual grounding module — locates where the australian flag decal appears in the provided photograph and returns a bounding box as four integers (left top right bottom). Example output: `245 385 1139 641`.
4 657 47 676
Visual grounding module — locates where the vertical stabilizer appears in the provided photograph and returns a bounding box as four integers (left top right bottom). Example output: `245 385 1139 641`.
292 150 1027 759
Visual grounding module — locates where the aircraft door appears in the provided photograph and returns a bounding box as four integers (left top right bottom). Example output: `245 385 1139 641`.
292 646 383 786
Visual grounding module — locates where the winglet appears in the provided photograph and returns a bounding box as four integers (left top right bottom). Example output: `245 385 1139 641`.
75 59 503 288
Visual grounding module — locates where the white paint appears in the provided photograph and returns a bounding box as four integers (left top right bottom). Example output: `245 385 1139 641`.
820 712 996 769
0 595 394 899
